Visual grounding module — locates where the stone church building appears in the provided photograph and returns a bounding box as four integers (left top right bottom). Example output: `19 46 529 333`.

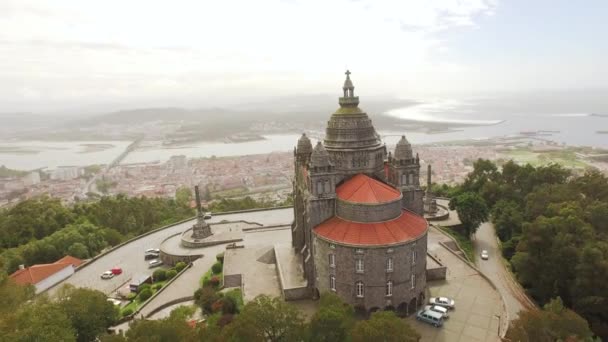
291 71 429 314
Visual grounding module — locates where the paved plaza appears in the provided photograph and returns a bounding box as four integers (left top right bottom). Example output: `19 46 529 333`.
407 227 505 342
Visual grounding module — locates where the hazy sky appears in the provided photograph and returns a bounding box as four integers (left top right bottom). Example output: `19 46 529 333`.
1 0 606 112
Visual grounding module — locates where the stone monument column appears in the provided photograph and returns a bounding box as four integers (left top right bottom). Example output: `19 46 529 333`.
192 185 212 239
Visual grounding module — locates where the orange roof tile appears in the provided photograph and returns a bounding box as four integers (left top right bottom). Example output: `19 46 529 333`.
10 262 73 286
314 210 428 246
54 255 83 268
336 173 401 204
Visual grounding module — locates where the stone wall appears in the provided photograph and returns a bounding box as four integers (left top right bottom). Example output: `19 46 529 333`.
313 232 427 311
336 197 401 223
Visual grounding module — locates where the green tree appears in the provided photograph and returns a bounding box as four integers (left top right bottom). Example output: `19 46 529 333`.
308 292 355 342
68 242 90 259
491 200 523 241
7 298 76 342
350 311 420 342
124 318 198 342
449 192 489 236
153 269 167 281
508 297 593 342
221 295 305 342
56 285 119 342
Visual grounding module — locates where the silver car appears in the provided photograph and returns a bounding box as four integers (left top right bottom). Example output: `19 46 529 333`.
148 259 163 268
424 305 449 318
429 296 455 309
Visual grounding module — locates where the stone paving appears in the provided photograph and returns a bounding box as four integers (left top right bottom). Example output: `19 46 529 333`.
406 227 505 342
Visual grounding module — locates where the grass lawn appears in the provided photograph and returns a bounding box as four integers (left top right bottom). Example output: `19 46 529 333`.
437 225 475 262
504 149 589 168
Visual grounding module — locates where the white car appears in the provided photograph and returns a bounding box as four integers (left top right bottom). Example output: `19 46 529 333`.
145 248 160 254
424 305 449 318
148 259 163 268
100 271 114 279
204 212 212 219
429 297 455 309
481 250 489 260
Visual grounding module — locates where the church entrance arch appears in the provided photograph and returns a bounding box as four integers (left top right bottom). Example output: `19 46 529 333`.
397 302 407 317
408 297 417 315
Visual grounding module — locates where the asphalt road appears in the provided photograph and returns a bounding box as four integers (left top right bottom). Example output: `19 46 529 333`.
473 222 535 321
47 208 294 297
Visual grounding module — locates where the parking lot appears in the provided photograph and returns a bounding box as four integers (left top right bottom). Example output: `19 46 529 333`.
406 227 504 342
46 208 293 297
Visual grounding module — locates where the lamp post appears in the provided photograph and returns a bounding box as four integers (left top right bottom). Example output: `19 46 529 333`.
494 314 501 337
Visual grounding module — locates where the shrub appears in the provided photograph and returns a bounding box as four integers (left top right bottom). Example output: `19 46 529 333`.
197 287 220 314
211 299 224 313
211 262 222 274
210 275 221 288
175 261 187 272
138 283 151 293
122 308 133 317
217 314 234 327
152 283 163 291
216 252 224 264
220 296 237 315
126 292 136 300
138 288 153 301
194 288 203 302
153 269 166 281
166 270 178 279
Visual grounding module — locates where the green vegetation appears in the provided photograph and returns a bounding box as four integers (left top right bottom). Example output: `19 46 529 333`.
0 281 118 342
207 195 292 213
458 159 608 339
436 225 475 262
0 165 27 177
505 148 590 168
0 194 194 274
507 297 594 341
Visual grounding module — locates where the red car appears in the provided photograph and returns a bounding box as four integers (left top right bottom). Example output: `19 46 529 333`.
111 267 123 275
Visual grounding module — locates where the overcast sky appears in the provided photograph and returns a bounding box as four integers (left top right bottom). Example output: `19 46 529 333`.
1 0 606 112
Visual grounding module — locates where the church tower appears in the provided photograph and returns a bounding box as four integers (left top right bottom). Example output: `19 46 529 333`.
323 70 387 182
387 136 424 215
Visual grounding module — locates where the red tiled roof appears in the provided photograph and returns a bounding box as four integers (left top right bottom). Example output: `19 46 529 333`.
336 173 401 204
314 210 428 246
54 255 83 268
10 263 73 286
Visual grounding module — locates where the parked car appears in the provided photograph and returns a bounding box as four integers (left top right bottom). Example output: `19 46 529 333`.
101 271 114 279
148 259 163 268
111 267 123 275
429 297 455 309
416 309 444 327
481 250 489 260
107 298 122 306
204 212 212 219
145 248 160 254
424 305 449 318
145 252 159 260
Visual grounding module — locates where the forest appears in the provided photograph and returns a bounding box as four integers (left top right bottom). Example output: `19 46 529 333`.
447 159 608 339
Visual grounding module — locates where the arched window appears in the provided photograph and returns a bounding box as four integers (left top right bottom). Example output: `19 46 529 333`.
356 281 364 297
401 174 407 185
386 257 393 272
411 274 416 289
329 254 335 268
355 259 364 273
412 250 417 265
324 179 330 193
409 173 414 185
330 275 336 291
386 281 393 297
317 181 323 194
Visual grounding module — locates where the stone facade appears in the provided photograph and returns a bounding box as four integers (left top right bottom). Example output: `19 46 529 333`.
292 71 427 312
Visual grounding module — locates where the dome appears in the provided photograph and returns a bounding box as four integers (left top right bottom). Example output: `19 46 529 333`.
394 135 413 160
297 133 313 155
311 141 331 168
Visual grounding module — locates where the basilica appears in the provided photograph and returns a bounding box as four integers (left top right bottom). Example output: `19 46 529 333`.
291 71 429 313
